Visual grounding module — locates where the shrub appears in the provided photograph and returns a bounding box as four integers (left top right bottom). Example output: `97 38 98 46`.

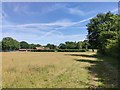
31 49 86 52
57 49 86 52
31 49 56 52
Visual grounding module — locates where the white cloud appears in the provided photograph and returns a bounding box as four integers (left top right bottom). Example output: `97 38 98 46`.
2 19 79 30
2 7 118 44
37 33 86 45
2 18 87 44
1 16 93 43
13 4 36 15
2 23 86 45
111 8 118 13
69 8 85 16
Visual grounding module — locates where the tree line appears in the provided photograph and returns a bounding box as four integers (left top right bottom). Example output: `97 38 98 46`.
0 37 89 51
87 12 120 58
1 11 119 57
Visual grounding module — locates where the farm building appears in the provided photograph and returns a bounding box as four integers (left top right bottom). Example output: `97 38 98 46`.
19 47 49 52
19 49 33 52
35 47 49 50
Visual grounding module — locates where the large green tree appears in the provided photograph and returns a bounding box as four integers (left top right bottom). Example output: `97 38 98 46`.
87 12 119 55
2 37 19 51
29 44 41 49
20 41 29 49
0 41 2 51
46 43 57 49
59 43 66 49
65 41 77 49
59 41 88 49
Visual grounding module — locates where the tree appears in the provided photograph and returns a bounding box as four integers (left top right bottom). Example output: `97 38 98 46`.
59 41 89 50
87 12 119 54
76 41 84 49
29 44 41 49
29 44 36 49
35 44 41 47
0 41 2 51
117 31 120 58
2 37 19 51
46 43 57 49
20 41 29 49
59 43 66 49
65 41 77 49
83 40 89 50
76 42 82 49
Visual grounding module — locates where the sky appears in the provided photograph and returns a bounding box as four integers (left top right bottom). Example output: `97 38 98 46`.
1 2 118 45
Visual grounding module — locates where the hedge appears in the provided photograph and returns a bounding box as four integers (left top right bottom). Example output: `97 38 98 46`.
31 49 55 52
57 49 86 52
31 49 86 52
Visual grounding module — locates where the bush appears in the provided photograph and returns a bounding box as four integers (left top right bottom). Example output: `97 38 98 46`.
31 49 56 52
31 49 86 52
57 49 86 52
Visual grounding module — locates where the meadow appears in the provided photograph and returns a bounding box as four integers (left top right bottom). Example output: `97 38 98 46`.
2 52 118 88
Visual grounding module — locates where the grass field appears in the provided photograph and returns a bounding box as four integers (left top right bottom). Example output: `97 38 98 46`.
2 52 118 88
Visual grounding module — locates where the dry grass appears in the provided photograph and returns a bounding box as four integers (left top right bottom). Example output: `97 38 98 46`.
2 52 118 88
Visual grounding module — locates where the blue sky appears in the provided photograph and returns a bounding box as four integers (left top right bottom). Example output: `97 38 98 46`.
2 2 118 45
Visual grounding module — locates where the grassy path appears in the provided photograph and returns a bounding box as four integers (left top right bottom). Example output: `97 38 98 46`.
2 52 118 88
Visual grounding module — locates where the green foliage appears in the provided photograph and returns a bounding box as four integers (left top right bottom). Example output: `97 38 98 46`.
59 41 89 50
20 41 29 49
0 41 2 51
59 43 66 49
2 37 19 51
29 44 41 49
87 12 119 58
45 43 57 49
57 49 86 52
1 37 88 52
65 41 77 49
29 44 36 49
31 49 56 52
31 49 86 52
116 31 120 59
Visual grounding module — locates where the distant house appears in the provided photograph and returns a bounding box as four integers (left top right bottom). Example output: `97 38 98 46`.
36 47 45 50
35 47 49 50
19 49 27 52
19 49 33 52
19 47 49 52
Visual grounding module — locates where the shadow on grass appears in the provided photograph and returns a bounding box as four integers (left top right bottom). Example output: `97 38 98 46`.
76 59 101 63
65 53 97 58
66 53 118 88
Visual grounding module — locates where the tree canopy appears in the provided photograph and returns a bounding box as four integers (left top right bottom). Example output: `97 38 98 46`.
45 43 57 49
20 41 29 49
87 12 119 57
59 41 89 49
2 37 19 51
